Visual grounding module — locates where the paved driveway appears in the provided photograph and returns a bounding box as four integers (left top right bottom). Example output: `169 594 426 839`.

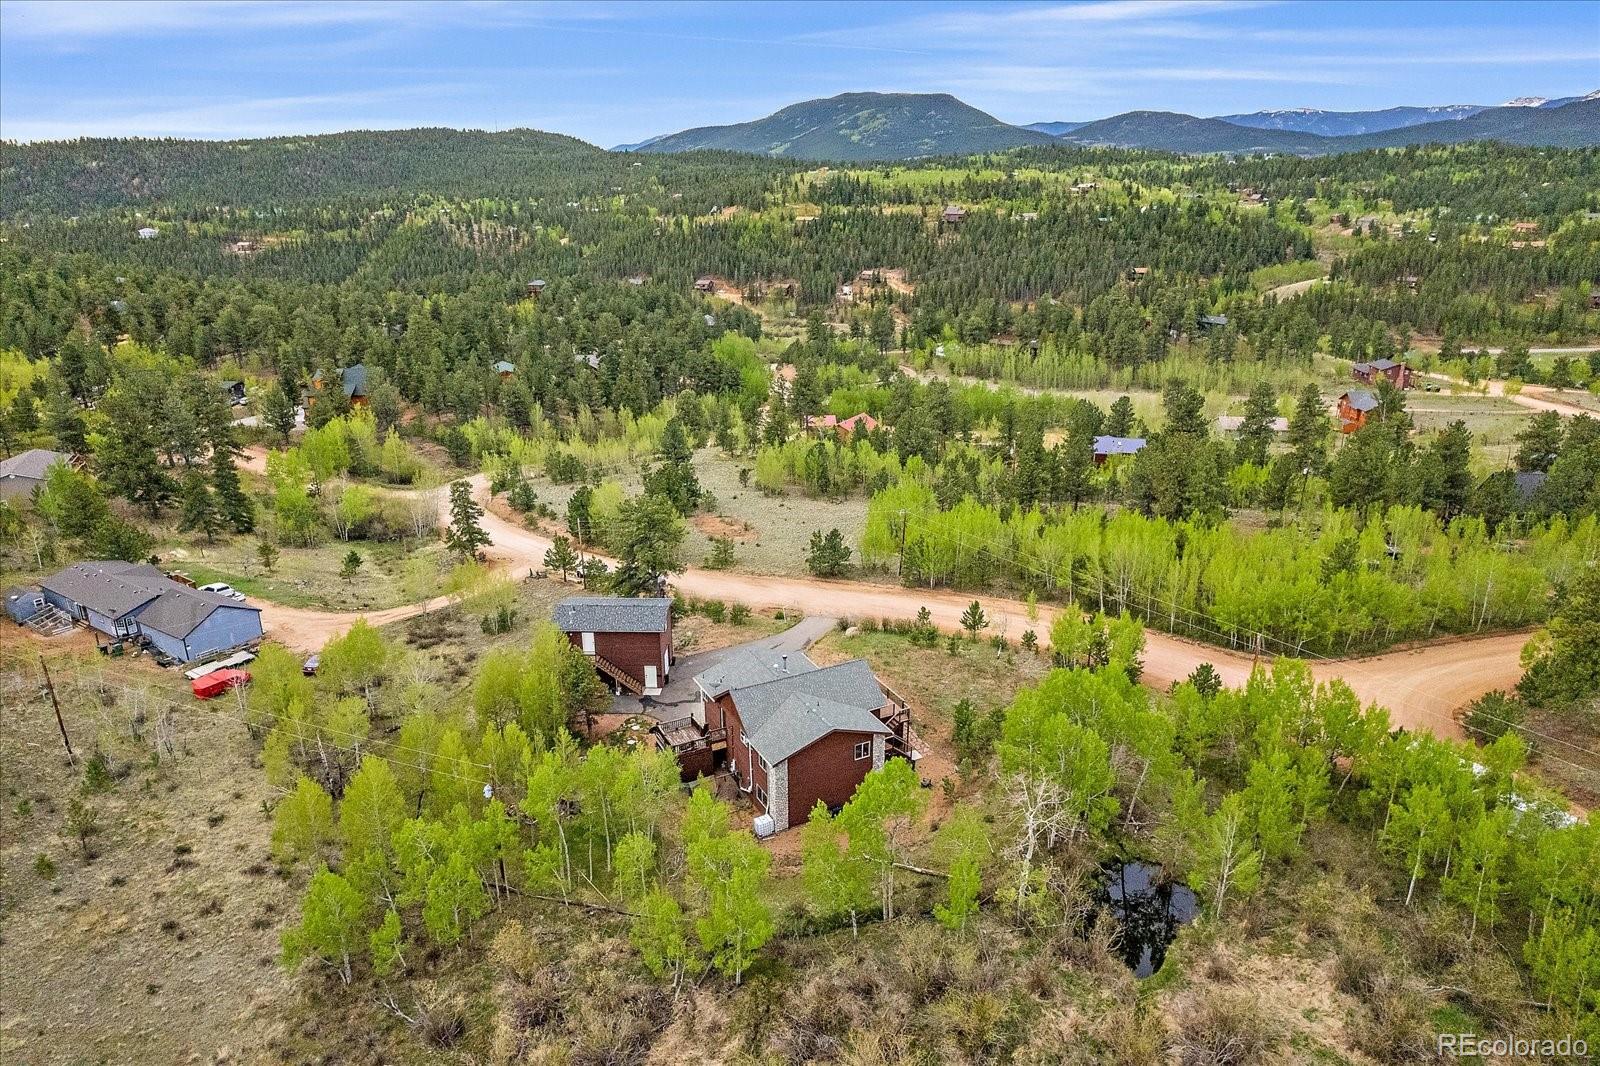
620 614 838 719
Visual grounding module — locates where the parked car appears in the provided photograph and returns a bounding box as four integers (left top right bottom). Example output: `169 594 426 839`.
199 582 247 602
302 654 320 677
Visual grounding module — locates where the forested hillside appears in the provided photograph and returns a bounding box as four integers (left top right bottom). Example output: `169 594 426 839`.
3 126 1599 1064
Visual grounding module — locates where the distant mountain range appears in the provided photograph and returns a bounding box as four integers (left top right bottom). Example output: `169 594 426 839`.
620 90 1600 160
1021 120 1091 137
629 93 1055 160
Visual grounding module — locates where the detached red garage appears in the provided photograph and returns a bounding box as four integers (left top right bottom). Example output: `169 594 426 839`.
192 669 250 699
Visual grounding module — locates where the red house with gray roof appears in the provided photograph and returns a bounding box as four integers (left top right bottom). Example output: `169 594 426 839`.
670 647 914 834
555 596 673 696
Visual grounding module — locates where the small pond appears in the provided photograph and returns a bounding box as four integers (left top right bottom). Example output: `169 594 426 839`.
1097 861 1199 978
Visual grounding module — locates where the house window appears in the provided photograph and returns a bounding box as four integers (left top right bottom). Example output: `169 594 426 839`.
854 741 872 761
758 755 769 772
740 731 748 746
755 784 767 807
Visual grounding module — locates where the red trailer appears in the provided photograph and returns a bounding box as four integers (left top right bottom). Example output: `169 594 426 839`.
191 669 251 699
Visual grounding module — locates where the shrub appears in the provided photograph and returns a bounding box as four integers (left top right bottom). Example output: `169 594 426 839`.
1463 689 1524 743
33 853 56 879
82 751 115 794
1173 989 1279 1065
729 604 750 625
702 600 726 623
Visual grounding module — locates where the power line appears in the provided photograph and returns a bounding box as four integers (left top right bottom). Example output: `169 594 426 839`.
8 658 504 793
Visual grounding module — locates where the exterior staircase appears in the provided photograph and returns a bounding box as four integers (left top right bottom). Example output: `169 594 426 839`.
592 653 645 695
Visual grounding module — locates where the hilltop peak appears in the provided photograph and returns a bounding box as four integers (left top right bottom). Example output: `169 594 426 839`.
629 91 1053 161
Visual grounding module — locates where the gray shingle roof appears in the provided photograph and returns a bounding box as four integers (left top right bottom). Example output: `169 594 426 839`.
554 596 671 634
135 587 255 638
0 449 71 482
40 561 164 618
1512 470 1548 501
1343 390 1379 412
38 561 256 633
694 647 818 697
725 659 889 764
341 364 368 398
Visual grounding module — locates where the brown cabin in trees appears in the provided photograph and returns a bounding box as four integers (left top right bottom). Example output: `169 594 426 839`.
555 596 673 696
693 276 716 293
1338 389 1378 433
310 364 368 407
526 279 547 299
941 205 966 225
1590 287 1600 310
1351 358 1413 390
654 649 915 832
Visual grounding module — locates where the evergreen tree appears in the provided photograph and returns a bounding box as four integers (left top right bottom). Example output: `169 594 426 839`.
176 469 223 542
211 454 254 532
609 494 684 596
1236 381 1278 467
805 528 852 577
1287 383 1330 475
566 485 594 542
260 381 298 444
1514 411 1564 472
446 479 490 558
543 536 579 581
1105 395 1136 437
960 600 989 641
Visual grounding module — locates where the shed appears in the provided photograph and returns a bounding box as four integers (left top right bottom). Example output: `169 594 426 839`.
494 361 517 378
941 205 967 224
137 227 159 239
5 585 45 623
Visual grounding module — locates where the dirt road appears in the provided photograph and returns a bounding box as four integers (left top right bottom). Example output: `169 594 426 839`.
1421 374 1592 417
244 458 1532 737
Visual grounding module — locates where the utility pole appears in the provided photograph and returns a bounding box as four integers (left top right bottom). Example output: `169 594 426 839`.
39 656 75 765
896 509 908 577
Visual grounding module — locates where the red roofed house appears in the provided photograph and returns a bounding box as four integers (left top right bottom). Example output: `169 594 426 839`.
836 413 879 438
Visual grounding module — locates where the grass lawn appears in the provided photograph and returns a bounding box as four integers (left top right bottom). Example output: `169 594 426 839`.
1404 392 1539 467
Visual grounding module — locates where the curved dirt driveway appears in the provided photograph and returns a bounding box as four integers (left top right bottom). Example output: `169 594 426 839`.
245 457 1532 739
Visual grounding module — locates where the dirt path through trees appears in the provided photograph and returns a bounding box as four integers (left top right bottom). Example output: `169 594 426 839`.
242 453 1531 737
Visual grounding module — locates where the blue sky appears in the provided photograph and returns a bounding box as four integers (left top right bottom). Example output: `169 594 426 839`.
2 0 1596 145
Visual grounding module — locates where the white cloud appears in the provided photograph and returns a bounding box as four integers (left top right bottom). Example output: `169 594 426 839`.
0 0 609 40
1 84 473 140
